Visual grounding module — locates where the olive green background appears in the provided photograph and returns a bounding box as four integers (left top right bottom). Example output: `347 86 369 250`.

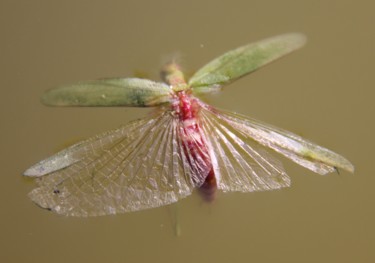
1 1 373 262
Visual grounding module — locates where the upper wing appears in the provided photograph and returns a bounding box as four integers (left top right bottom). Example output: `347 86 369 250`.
24 111 201 216
199 102 354 177
199 103 290 192
42 78 171 107
189 33 306 94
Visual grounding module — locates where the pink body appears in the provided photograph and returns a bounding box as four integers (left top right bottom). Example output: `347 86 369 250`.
172 91 217 201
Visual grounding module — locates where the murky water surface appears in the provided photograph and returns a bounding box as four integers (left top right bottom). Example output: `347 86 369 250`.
1 1 373 262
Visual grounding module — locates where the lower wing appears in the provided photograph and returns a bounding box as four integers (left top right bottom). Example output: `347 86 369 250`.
198 101 354 192
24 111 199 216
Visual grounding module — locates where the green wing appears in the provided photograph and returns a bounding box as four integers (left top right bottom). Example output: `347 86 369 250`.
42 78 171 107
189 33 306 93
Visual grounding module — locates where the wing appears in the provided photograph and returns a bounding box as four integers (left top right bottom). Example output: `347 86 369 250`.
198 103 290 192
42 78 171 107
189 33 306 94
199 102 354 178
24 111 202 216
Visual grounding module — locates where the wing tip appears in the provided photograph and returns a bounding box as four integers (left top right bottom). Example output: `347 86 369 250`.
339 161 355 174
23 166 43 177
279 32 307 50
41 89 67 106
329 152 355 174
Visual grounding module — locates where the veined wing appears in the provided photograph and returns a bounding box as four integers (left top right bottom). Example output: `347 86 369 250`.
199 103 290 192
189 33 306 94
42 78 171 107
24 111 200 216
199 102 354 177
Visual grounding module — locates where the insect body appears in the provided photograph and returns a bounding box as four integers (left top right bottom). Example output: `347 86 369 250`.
24 33 354 216
172 83 216 201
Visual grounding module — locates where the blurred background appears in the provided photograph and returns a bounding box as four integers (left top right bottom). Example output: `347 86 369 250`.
1 1 373 262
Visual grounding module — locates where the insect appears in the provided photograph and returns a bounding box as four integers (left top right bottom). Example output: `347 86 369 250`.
24 33 354 216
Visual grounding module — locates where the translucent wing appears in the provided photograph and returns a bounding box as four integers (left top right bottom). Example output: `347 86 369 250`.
24 111 203 216
189 33 306 93
198 103 290 192
42 78 171 107
199 102 354 177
